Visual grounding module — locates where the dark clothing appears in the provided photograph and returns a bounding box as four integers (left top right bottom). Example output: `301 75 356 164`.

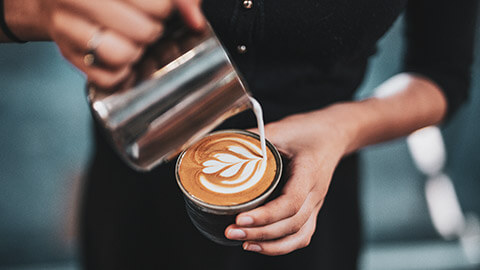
81 1 478 269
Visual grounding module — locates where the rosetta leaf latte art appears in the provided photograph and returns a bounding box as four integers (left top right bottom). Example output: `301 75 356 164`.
198 138 267 194
178 132 277 205
202 146 261 179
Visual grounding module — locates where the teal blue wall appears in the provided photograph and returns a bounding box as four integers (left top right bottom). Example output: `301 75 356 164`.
0 43 89 267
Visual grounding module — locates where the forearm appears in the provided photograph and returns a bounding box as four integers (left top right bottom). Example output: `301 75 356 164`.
328 73 447 155
0 0 49 42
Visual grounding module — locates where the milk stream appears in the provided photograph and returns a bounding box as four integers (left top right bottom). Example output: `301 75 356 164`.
249 97 267 160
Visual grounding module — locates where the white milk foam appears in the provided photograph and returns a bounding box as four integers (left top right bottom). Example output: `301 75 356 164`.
197 97 268 195
200 137 266 194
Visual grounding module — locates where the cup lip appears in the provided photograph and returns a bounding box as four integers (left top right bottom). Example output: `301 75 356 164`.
175 129 283 215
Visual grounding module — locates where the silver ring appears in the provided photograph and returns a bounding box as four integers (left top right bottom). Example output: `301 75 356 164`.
83 29 103 67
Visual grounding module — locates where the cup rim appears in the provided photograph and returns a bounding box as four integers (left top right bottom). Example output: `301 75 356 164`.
175 129 283 215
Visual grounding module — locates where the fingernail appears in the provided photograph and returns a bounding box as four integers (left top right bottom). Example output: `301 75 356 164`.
227 229 246 239
237 216 254 226
244 243 262 252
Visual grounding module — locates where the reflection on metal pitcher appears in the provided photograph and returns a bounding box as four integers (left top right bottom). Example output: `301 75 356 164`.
87 15 251 171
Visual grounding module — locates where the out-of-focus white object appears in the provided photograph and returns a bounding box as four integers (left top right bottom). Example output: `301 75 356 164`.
374 74 412 98
406 125 480 265
424 173 465 239
407 127 446 176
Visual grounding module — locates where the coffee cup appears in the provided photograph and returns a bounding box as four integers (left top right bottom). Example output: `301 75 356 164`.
175 129 283 246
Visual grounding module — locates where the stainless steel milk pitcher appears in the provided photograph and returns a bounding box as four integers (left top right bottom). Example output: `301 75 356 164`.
87 15 251 171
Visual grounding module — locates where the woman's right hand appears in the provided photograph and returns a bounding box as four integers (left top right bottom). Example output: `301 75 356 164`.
42 0 204 88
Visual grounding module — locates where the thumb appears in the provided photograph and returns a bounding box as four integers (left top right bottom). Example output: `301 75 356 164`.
246 127 259 134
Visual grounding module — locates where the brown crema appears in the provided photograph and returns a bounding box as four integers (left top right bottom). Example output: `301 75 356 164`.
177 131 277 206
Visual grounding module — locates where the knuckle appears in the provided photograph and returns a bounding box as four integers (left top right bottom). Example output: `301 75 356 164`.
256 210 273 225
101 32 143 66
109 45 139 66
288 200 302 217
262 215 272 224
251 229 271 241
290 221 303 235
286 205 296 218
138 23 162 44
258 231 268 241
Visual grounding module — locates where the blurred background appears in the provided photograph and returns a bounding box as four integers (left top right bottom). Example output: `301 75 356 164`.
0 10 479 270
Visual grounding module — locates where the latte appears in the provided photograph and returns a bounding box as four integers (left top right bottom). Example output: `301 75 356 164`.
177 130 279 206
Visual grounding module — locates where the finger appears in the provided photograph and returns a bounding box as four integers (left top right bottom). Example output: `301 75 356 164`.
60 0 163 44
175 0 205 30
52 11 143 69
243 204 320 256
95 30 144 68
123 0 174 19
235 164 315 227
226 191 323 241
56 39 131 89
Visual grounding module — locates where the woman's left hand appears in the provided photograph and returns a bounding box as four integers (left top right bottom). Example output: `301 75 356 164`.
224 107 353 256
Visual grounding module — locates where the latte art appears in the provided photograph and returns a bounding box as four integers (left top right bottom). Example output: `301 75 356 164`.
177 131 278 206
200 137 267 194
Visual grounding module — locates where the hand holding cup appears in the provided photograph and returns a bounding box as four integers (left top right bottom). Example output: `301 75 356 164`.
225 109 351 255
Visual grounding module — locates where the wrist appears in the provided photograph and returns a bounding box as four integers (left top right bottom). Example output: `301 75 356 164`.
323 102 363 156
3 0 50 41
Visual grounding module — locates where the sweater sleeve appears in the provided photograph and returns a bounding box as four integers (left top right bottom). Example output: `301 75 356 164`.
403 0 479 120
